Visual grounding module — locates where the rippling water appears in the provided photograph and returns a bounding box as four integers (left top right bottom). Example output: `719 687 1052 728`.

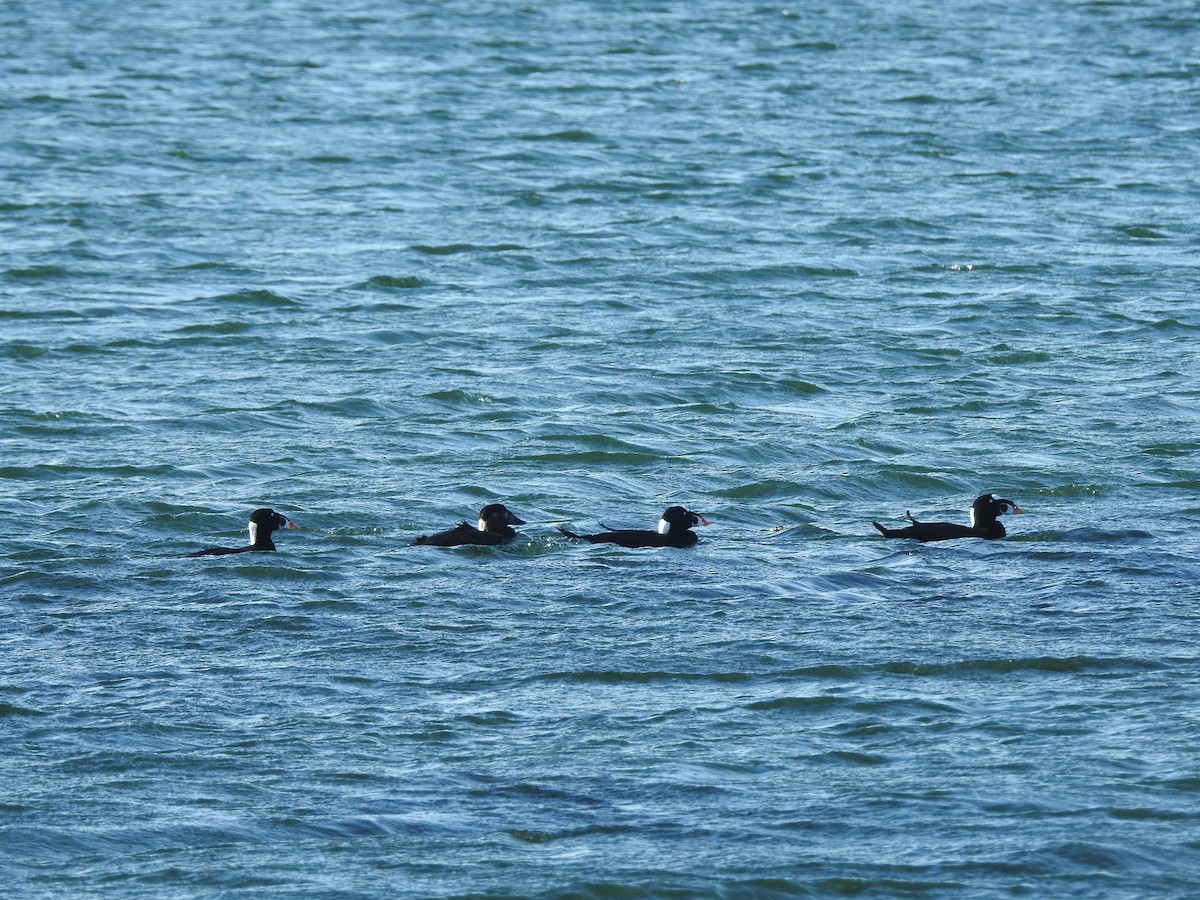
3 1 1199 896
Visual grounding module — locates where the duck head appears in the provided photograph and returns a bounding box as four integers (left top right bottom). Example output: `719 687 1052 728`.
657 506 711 535
248 508 299 546
969 494 1024 528
478 504 526 534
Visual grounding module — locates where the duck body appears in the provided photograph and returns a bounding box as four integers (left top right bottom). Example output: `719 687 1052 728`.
414 503 525 547
188 508 299 557
873 494 1023 542
561 505 710 549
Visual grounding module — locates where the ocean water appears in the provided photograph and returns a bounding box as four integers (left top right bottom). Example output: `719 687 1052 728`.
3 0 1199 896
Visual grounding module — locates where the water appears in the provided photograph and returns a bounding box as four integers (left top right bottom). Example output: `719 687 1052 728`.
3 0 1199 896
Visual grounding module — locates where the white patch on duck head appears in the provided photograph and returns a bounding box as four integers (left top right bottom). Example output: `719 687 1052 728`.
971 495 998 528
657 518 672 535
478 516 488 533
248 521 259 545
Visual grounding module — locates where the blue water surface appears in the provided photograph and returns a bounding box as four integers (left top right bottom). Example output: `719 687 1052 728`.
3 0 1199 896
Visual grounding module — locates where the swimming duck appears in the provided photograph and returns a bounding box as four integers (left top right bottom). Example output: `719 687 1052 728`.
873 493 1024 542
187 507 299 557
560 505 710 548
414 503 526 547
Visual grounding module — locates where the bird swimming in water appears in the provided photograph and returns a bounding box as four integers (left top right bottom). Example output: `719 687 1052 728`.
872 493 1024 542
560 505 711 548
187 507 299 557
414 503 526 547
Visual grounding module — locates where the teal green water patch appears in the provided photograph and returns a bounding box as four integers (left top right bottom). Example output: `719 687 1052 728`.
1116 224 1171 240
0 702 44 718
204 290 300 308
0 342 50 359
4 265 69 279
518 130 602 143
359 275 428 290
411 243 526 256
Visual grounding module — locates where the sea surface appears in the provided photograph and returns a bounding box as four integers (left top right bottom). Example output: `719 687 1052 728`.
3 1 1199 897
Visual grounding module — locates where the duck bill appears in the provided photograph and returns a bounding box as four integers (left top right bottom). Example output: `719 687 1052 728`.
1009 506 1025 515
507 514 526 526
696 515 712 527
283 517 300 529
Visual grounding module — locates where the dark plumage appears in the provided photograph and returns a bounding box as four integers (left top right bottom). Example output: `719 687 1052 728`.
872 493 1024 542
560 505 710 548
187 508 299 557
414 503 526 547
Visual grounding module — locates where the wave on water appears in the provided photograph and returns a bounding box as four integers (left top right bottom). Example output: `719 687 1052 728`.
355 274 428 290
195 289 301 308
523 654 1164 687
4 264 70 279
411 243 527 256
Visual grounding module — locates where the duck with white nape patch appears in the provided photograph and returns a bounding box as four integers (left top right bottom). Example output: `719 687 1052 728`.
187 507 300 557
413 503 526 547
560 505 711 548
872 493 1025 542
